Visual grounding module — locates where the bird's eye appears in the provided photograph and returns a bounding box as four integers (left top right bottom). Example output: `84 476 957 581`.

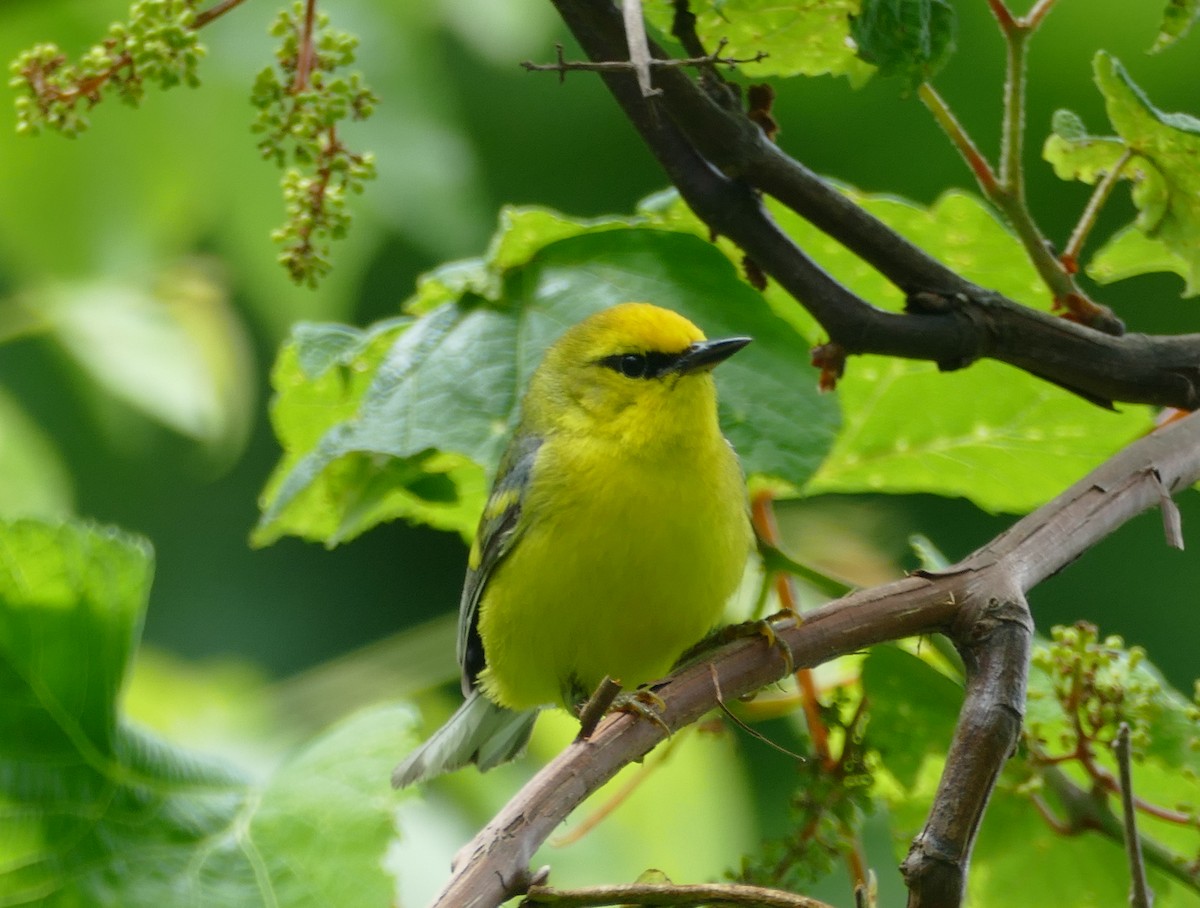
599 350 677 379
617 353 648 378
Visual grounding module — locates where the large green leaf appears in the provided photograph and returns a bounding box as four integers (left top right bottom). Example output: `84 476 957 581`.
860 645 961 791
0 518 414 907
1043 53 1200 297
642 0 875 83
256 213 839 547
644 188 1154 514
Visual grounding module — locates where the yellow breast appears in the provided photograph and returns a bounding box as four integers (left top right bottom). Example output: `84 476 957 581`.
476 430 750 710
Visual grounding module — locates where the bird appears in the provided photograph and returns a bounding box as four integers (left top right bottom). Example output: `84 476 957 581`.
392 302 753 787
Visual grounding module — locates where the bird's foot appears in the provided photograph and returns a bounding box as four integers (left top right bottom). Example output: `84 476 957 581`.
611 688 672 737
574 676 672 740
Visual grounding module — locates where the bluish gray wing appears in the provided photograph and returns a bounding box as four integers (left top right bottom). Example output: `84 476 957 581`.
456 432 543 696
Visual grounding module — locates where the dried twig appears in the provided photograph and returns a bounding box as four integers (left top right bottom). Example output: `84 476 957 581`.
1115 723 1155 908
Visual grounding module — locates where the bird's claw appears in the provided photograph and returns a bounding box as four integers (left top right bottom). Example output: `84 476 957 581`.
612 688 672 737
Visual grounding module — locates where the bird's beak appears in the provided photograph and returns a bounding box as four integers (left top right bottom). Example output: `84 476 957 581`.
672 336 752 375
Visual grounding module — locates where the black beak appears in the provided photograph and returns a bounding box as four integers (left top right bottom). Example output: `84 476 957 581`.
672 336 752 375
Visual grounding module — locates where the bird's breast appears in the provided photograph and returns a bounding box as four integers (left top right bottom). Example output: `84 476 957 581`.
476 432 751 711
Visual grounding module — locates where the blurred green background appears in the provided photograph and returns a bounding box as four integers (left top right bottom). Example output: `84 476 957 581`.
1 0 1197 693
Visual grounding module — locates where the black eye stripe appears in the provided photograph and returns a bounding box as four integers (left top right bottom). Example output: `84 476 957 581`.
599 351 682 379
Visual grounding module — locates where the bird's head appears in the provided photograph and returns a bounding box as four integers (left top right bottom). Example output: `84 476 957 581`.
522 302 750 448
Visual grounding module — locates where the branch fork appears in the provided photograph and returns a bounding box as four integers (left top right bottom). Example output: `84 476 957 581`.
427 412 1200 908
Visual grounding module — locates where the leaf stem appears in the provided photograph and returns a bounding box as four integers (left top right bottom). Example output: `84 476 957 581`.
1021 0 1060 30
1060 148 1134 273
917 83 999 194
999 27 1026 199
923 3 1123 333
751 491 833 769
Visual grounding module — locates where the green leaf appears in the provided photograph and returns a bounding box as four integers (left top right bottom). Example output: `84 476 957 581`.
1044 108 1127 183
0 518 415 907
861 645 961 790
28 267 254 452
257 213 840 547
965 789 1196 907
850 0 956 88
0 389 73 519
1087 225 1196 297
1151 0 1200 52
1044 54 1200 297
642 0 875 84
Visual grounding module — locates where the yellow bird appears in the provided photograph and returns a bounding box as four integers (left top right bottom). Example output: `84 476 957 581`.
393 302 752 787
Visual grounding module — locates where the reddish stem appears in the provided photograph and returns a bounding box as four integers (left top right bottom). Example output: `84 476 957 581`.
750 491 835 769
193 0 250 28
985 0 1017 33
292 0 318 93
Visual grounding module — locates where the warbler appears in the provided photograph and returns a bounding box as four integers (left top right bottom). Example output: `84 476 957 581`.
392 302 752 787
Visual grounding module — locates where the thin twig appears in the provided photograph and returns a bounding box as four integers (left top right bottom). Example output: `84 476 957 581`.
521 42 767 77
1037 766 1199 893
523 881 835 907
621 0 658 97
1115 723 1155 908
710 663 806 762
1060 148 1134 273
924 6 1122 333
1020 0 1061 30
984 0 1017 33
192 0 250 29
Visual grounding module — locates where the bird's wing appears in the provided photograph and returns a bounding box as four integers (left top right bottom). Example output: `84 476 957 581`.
456 431 543 695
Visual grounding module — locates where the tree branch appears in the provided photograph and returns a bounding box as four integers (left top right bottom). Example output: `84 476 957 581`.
548 0 1200 411
524 880 835 907
426 411 1200 908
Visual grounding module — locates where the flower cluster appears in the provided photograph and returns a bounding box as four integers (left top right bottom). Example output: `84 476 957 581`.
10 0 204 137
251 3 378 287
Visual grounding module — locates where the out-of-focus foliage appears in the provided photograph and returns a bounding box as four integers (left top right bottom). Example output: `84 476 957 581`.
1152 0 1200 52
0 518 416 906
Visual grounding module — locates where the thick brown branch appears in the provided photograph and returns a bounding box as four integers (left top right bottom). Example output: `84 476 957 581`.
428 412 1200 908
548 0 1200 411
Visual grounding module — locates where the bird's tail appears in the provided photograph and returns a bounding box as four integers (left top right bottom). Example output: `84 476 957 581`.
391 690 538 788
